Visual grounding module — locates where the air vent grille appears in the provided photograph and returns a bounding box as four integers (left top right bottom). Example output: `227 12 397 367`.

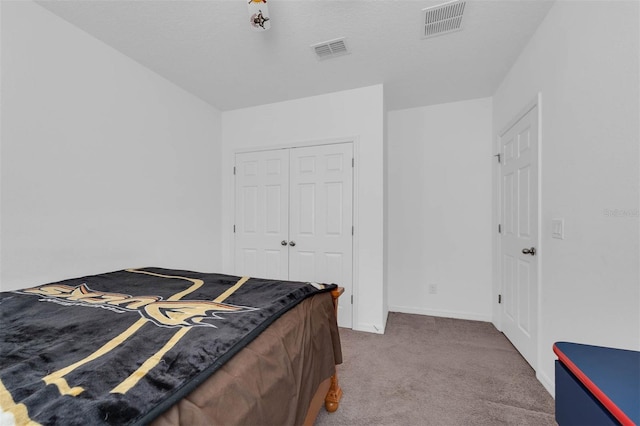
422 0 466 39
311 38 349 60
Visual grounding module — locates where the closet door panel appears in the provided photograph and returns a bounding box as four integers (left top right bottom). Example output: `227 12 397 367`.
289 143 353 328
234 150 289 280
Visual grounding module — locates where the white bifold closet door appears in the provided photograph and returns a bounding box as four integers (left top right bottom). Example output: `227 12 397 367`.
235 149 290 281
234 143 353 328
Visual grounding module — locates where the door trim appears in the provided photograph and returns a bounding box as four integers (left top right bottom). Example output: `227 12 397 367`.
232 137 359 329
493 93 542 372
233 136 359 154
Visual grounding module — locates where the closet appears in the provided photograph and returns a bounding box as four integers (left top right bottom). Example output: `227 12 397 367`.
234 142 353 327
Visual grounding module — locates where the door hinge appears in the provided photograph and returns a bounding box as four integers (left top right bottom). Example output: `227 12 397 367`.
352 158 354 168
494 153 501 164
498 294 502 304
233 166 236 175
233 225 236 233
351 295 353 304
498 224 502 234
352 226 354 236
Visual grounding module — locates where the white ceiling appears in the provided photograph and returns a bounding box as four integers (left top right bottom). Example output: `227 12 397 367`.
36 0 554 111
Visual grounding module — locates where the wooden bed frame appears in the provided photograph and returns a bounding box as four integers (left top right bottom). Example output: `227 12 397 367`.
303 286 344 425
325 287 344 412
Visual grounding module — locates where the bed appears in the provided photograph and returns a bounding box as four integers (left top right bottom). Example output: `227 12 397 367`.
0 267 343 425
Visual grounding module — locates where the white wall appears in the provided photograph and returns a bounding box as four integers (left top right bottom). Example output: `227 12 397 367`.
1 1 222 291
493 0 640 394
387 98 493 321
221 85 386 333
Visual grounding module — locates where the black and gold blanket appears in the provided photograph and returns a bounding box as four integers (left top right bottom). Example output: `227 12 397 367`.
0 267 335 425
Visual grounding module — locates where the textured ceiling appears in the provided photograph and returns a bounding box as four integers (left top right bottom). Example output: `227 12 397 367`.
36 0 554 111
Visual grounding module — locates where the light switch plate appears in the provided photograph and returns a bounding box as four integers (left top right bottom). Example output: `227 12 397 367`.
551 218 564 239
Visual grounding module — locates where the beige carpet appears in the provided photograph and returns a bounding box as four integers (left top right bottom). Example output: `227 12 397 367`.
316 312 555 425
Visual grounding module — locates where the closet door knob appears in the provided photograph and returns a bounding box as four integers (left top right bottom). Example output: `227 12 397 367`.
281 240 288 246
289 241 296 247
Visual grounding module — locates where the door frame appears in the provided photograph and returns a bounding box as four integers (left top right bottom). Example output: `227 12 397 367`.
232 137 359 329
493 94 542 371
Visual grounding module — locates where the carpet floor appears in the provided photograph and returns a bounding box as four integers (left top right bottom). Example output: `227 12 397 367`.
316 312 555 425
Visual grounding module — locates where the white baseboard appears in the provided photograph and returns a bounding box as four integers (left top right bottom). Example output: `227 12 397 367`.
537 370 555 398
388 305 492 322
353 322 385 334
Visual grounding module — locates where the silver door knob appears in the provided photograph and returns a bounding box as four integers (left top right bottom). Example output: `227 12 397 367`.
289 241 296 247
522 247 536 256
281 240 287 246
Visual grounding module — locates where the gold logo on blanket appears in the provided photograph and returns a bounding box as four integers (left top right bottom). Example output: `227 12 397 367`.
19 283 257 328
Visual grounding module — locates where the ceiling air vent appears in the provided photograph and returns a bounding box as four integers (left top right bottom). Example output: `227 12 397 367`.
422 0 466 39
311 38 349 60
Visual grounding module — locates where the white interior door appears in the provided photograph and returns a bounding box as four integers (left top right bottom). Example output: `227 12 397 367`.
499 105 539 369
234 144 354 328
234 149 289 280
289 144 353 328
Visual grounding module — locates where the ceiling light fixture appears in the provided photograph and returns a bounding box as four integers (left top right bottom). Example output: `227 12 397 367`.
248 0 271 31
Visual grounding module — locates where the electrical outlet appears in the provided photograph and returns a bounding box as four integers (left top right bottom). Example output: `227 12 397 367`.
428 283 437 294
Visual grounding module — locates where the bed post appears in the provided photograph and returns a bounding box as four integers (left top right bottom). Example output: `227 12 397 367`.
325 287 344 413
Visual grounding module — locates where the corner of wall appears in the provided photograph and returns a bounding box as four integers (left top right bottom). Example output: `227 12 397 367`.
382 86 389 326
